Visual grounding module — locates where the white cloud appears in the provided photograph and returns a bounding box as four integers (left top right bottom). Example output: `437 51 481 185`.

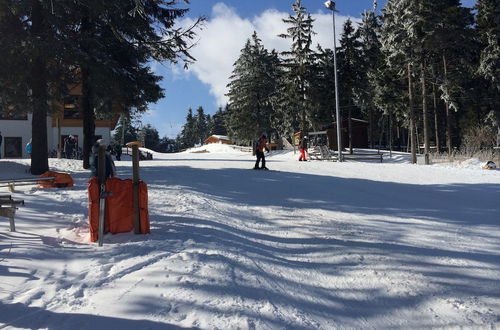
175 3 358 106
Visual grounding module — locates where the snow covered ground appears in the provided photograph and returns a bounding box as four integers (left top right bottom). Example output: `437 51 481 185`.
1 145 499 329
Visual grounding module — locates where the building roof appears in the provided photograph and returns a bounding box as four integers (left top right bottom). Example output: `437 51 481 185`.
210 135 230 140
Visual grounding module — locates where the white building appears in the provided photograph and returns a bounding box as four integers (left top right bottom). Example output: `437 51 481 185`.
0 98 118 159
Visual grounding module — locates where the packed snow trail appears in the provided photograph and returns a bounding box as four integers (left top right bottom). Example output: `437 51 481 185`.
1 147 499 329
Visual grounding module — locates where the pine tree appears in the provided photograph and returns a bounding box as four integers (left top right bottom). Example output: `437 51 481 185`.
211 107 228 136
309 46 336 130
0 0 202 172
381 0 422 163
431 0 474 155
69 1 201 168
194 106 209 145
142 124 160 151
179 108 196 148
358 4 383 148
112 114 138 146
338 19 364 154
226 32 279 143
277 0 317 138
476 0 500 91
0 0 72 174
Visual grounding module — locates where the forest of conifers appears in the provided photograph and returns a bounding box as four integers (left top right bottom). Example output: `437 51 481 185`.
215 0 498 163
1 0 498 172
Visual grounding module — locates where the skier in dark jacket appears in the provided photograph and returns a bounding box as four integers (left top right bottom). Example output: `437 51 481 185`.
254 134 269 170
114 143 123 161
89 140 116 179
64 135 75 159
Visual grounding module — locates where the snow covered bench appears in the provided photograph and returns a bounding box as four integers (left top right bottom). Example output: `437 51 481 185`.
0 195 24 232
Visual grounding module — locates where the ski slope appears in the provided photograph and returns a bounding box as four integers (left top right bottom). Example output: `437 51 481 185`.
1 145 499 329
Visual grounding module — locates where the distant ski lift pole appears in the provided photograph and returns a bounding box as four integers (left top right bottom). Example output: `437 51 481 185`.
324 0 343 162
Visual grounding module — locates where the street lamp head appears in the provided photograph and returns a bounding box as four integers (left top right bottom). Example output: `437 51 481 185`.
324 0 336 11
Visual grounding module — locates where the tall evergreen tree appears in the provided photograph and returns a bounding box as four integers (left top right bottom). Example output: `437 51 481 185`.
211 107 228 136
277 0 317 138
430 0 475 155
381 0 421 163
0 0 202 172
68 1 201 168
226 32 279 143
142 124 160 151
194 106 209 145
358 3 384 148
309 46 336 130
338 19 364 154
0 0 73 174
112 113 138 146
179 108 196 148
476 0 500 91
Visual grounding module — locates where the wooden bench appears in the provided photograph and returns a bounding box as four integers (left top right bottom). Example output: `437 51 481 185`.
0 177 55 192
342 153 383 163
0 195 24 232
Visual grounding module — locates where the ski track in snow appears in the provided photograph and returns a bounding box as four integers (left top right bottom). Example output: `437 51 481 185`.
1 147 499 329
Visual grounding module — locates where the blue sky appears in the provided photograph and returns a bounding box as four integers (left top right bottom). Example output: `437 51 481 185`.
141 0 475 138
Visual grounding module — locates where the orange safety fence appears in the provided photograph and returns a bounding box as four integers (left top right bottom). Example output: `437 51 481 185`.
38 171 74 188
88 177 150 242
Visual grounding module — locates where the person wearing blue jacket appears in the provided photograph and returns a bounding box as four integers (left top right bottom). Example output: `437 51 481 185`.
25 138 32 157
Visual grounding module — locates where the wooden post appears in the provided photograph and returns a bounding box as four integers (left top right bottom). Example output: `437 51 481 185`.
98 146 106 247
8 209 15 232
0 208 16 232
56 117 62 159
131 145 141 234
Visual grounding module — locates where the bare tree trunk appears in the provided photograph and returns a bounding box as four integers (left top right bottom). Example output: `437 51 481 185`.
348 107 353 154
421 59 430 164
408 62 417 164
443 54 453 157
30 0 49 175
81 66 95 169
81 12 95 169
388 112 393 157
431 65 440 153
368 106 374 148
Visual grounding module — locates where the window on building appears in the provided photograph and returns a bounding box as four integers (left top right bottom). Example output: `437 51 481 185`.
4 137 22 158
0 107 28 120
63 96 81 119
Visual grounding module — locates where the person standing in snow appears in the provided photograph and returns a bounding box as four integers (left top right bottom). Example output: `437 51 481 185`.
25 138 32 157
254 134 269 170
89 139 116 178
64 135 75 159
114 143 122 161
299 135 308 161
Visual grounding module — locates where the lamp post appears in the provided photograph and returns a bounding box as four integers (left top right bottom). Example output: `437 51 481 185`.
324 0 342 162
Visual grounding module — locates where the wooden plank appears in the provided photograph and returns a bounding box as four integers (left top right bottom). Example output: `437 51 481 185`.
342 155 383 162
0 177 55 184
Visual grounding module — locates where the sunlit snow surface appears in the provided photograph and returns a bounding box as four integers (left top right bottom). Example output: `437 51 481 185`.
1 146 499 329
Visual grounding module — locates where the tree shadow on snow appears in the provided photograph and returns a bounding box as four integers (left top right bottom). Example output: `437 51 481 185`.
139 164 500 227
0 301 198 330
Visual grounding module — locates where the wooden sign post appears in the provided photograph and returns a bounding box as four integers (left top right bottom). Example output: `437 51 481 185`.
97 145 106 247
126 142 142 234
